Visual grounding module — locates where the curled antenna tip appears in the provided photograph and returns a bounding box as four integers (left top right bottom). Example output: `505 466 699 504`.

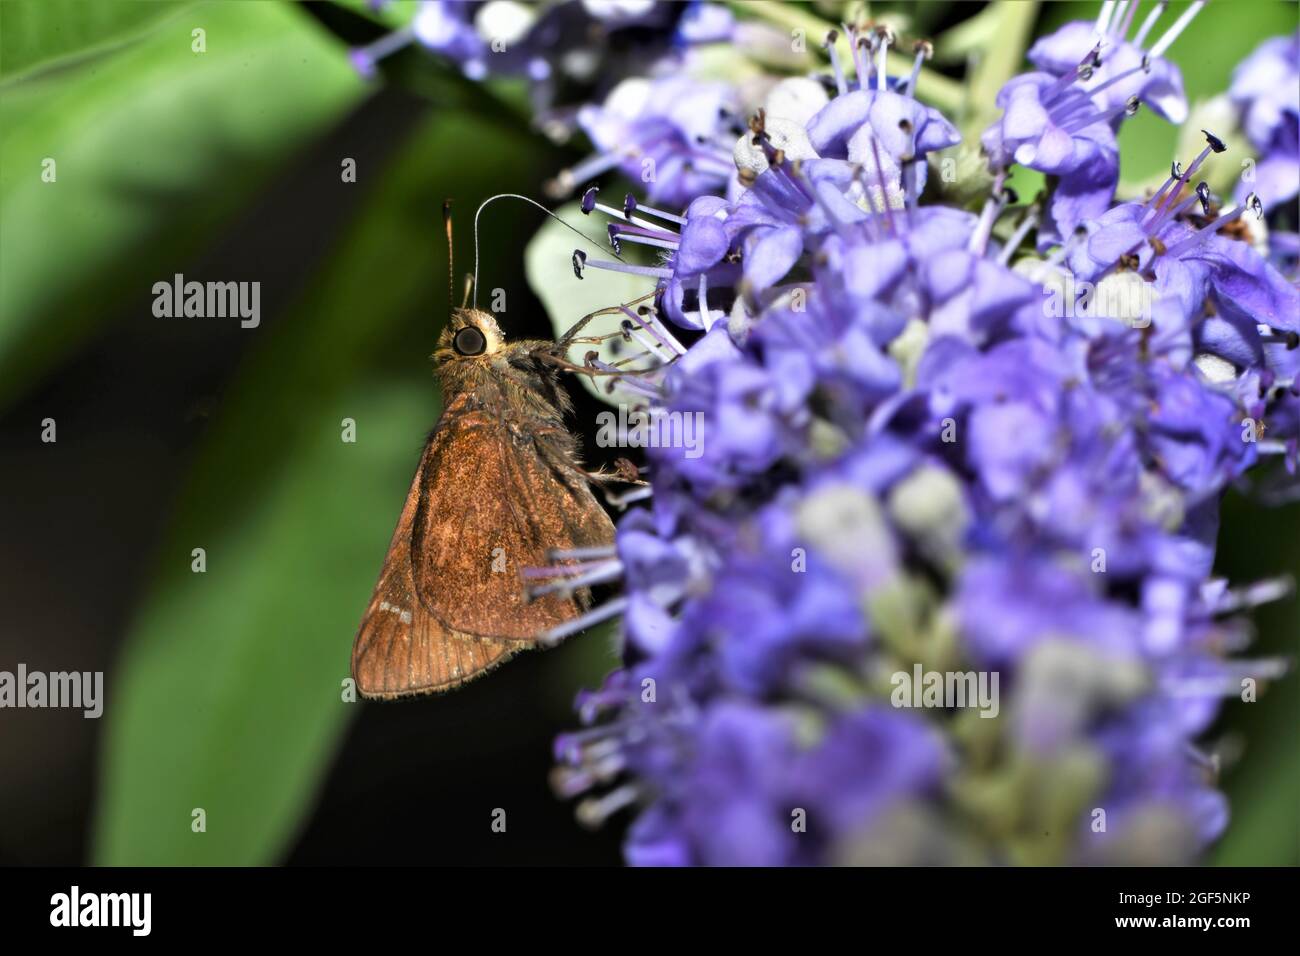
472 193 621 308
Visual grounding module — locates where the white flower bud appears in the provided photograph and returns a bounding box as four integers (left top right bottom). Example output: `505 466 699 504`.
733 116 818 179
763 77 830 127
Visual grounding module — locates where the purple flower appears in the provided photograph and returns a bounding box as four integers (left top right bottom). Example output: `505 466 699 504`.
1066 134 1298 378
805 84 959 202
410 1 487 70
794 707 948 843
653 326 799 492
957 555 1143 664
572 75 739 206
573 188 739 329
617 699 949 865
1028 10 1192 123
983 2 1213 240
1230 31 1300 211
981 70 1125 239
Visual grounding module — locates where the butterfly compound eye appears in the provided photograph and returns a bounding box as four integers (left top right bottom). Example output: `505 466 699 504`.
453 325 487 356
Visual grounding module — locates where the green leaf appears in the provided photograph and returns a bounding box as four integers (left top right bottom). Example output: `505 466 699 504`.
0 0 366 409
92 110 540 866
525 200 657 407
0 0 194 81
93 379 430 865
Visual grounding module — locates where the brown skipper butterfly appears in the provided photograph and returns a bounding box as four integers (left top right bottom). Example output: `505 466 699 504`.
351 197 628 699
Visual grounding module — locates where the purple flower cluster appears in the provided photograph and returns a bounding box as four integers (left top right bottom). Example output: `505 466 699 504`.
543 7 1299 866
365 1 1299 865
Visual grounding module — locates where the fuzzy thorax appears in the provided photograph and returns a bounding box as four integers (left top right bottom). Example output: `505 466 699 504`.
433 308 575 425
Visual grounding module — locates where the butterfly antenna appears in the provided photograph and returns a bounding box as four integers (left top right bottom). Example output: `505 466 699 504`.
443 199 456 314
472 193 624 310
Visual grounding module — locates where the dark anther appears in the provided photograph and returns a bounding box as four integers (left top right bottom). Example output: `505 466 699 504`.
1203 129 1227 153
572 249 587 279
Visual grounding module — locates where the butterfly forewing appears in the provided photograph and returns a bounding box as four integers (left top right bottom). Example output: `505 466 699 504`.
411 405 615 640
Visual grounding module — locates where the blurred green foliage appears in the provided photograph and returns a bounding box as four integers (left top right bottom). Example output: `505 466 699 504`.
0 0 1295 865
92 108 536 864
1 0 189 80
0 1 371 407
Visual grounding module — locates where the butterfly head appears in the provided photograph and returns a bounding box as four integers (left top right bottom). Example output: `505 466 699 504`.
437 308 505 365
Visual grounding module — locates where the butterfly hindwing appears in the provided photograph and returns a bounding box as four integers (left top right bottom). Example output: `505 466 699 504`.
351 449 518 699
